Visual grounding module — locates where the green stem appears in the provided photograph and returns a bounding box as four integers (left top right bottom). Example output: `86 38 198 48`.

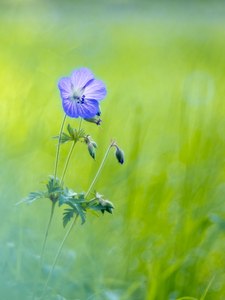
85 142 113 198
40 202 56 264
60 118 83 185
41 214 79 298
60 140 76 185
40 118 83 297
54 114 67 180
40 115 66 264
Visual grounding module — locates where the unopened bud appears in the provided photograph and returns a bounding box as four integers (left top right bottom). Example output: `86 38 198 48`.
88 142 96 159
99 199 114 214
84 116 102 126
115 147 125 164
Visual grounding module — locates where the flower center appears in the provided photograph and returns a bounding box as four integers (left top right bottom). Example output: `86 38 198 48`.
70 89 85 104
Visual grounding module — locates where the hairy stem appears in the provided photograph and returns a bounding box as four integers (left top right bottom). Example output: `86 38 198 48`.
54 114 67 180
41 214 79 298
60 141 76 185
40 202 56 264
40 118 83 297
40 115 66 263
60 118 83 184
85 142 113 198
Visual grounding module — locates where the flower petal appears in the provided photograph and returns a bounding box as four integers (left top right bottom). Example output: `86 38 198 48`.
62 99 79 118
58 77 72 99
84 79 107 101
70 68 94 90
77 100 100 118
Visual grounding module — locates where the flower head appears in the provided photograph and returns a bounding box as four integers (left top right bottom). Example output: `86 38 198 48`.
58 68 107 118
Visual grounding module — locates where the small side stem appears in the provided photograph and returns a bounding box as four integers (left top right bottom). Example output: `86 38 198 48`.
60 141 76 185
41 214 79 298
85 142 113 198
54 114 67 180
60 118 83 185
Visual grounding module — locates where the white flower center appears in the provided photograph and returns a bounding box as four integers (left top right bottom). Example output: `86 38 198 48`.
70 88 85 104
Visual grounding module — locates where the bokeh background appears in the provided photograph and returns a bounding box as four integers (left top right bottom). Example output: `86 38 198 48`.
1 0 225 299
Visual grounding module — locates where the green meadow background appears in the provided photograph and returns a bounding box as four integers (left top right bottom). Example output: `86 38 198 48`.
1 0 225 299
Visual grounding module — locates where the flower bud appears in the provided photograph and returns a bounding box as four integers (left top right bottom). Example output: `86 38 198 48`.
115 147 125 164
88 142 96 159
99 198 114 214
84 116 102 126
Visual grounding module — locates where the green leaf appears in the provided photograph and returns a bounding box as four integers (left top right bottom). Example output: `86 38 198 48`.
63 208 74 227
58 188 78 206
67 124 75 139
60 132 73 144
66 199 86 224
53 132 73 144
21 191 46 205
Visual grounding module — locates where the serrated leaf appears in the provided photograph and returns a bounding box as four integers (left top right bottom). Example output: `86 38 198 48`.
63 208 74 227
60 132 73 144
46 176 62 194
21 191 46 205
53 132 73 144
67 124 75 139
58 193 67 206
67 201 86 224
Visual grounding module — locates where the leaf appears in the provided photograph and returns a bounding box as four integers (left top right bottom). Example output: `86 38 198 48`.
60 132 73 144
46 176 62 194
67 124 75 139
66 200 86 224
53 132 73 144
58 189 78 206
63 208 74 227
20 191 46 205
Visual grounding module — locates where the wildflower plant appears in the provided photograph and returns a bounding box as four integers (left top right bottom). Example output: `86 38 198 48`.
22 67 124 296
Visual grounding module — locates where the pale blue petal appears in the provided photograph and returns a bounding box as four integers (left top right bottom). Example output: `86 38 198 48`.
62 99 79 118
58 77 72 99
84 79 107 101
71 68 94 90
77 100 99 118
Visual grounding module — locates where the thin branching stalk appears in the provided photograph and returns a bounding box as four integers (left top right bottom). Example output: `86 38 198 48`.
60 118 83 184
40 114 66 263
41 119 83 297
54 114 67 180
41 214 79 298
85 141 114 198
60 140 76 184
40 201 56 265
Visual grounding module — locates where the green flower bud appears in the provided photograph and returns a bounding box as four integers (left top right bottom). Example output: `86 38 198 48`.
99 198 114 214
91 141 97 148
84 116 102 126
115 147 125 164
88 142 96 159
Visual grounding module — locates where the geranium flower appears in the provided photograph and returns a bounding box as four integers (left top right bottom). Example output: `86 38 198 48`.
58 68 107 118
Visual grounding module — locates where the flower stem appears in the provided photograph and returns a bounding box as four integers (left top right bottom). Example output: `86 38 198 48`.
60 141 76 185
85 141 113 198
40 115 66 264
41 214 79 298
60 118 83 185
40 202 56 264
40 118 83 297
54 114 67 180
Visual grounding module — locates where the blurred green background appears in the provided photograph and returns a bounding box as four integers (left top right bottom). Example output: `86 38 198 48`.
1 0 225 299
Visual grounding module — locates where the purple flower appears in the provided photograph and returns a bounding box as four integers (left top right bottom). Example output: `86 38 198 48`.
58 68 107 118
